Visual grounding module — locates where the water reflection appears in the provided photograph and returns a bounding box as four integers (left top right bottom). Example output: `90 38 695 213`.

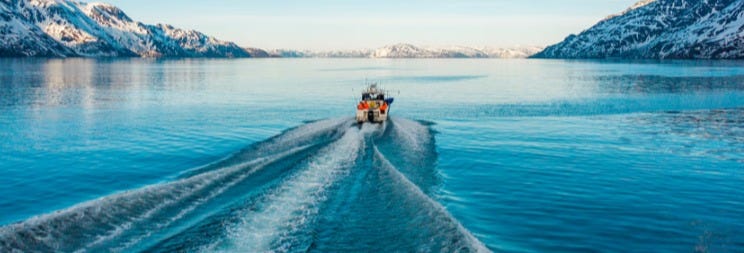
592 74 744 94
0 58 219 109
628 108 744 162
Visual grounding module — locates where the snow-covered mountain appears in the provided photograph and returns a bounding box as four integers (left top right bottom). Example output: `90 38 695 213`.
371 44 492 58
0 0 260 57
480 46 545 59
533 0 744 59
270 44 543 58
277 49 372 58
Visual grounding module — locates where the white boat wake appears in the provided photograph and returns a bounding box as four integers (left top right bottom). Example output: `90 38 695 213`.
0 118 490 253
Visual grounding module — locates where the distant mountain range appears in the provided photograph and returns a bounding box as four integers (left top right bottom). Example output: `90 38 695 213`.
3 0 743 59
533 0 744 59
0 0 542 59
269 44 544 59
0 0 540 59
0 0 266 57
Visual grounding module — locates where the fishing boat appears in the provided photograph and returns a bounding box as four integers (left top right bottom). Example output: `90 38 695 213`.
356 83 394 124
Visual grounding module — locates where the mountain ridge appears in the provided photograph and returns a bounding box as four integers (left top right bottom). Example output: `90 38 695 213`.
533 0 744 59
270 43 544 59
0 0 262 57
6 0 742 59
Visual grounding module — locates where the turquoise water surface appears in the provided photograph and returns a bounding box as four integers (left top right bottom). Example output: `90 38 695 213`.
1 58 743 252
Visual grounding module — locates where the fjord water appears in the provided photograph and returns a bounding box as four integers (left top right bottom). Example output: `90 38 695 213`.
1 58 743 252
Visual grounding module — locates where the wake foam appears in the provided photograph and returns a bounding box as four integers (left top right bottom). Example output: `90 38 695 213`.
0 146 307 252
0 118 352 253
273 118 489 252
0 117 491 252
378 117 441 194
209 126 366 252
373 147 490 252
177 117 352 178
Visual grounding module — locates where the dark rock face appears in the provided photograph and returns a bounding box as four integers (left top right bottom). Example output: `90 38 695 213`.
0 0 257 58
533 0 744 59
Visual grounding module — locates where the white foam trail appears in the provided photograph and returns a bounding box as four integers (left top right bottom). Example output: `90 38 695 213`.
1 117 355 252
106 144 317 252
211 127 365 252
256 117 352 155
177 117 351 178
0 144 315 253
274 117 352 143
391 117 432 152
374 147 491 253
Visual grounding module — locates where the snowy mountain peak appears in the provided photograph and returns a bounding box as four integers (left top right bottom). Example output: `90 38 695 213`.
0 0 260 57
630 0 657 9
84 2 134 23
373 43 431 58
602 0 658 21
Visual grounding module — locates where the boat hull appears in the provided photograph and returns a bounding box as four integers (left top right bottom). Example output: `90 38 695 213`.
356 109 387 123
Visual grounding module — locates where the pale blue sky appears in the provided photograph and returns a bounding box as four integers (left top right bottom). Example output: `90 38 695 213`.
99 0 639 50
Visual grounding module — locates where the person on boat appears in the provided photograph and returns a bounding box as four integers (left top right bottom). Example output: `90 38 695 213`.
357 101 369 110
380 102 388 114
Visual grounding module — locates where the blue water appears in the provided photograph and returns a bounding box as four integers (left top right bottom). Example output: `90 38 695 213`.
1 58 743 252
